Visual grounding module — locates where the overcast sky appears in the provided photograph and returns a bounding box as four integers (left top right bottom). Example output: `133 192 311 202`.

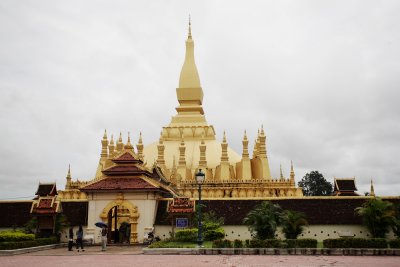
1 0 399 200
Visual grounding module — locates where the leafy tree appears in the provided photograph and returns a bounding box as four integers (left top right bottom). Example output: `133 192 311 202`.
355 198 395 238
280 210 308 239
243 201 282 239
298 171 332 196
391 203 400 238
24 217 38 234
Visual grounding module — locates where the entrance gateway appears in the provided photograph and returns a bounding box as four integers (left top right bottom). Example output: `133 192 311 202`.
100 198 139 244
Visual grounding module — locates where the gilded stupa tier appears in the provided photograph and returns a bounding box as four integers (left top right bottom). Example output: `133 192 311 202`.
61 20 303 200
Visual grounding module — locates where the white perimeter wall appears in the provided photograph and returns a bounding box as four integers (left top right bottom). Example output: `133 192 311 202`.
155 224 396 242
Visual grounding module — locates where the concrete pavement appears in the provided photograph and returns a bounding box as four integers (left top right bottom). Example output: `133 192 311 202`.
0 246 400 267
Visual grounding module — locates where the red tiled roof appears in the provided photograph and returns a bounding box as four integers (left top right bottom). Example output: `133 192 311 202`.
335 179 357 191
113 152 142 163
35 184 57 196
80 177 160 191
102 165 144 175
31 197 58 215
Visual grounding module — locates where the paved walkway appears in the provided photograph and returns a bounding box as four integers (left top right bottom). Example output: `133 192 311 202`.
0 246 399 267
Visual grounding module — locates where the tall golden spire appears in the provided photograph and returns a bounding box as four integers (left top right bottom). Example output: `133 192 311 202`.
179 17 200 89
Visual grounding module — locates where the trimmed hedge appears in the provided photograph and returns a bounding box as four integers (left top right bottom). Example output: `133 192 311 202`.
204 228 225 241
212 238 318 248
389 239 400 248
233 239 243 248
0 237 57 250
323 238 387 248
248 239 281 248
212 239 233 248
283 239 317 248
175 228 198 242
0 231 35 242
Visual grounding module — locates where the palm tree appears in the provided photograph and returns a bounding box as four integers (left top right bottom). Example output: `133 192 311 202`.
243 201 281 239
355 197 395 238
280 210 308 239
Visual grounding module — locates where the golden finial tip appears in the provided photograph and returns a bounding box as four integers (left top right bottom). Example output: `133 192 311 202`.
188 15 192 39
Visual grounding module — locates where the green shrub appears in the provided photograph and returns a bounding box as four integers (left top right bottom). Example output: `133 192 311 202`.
323 238 387 248
223 239 232 248
248 239 265 248
244 239 250 248
248 239 281 248
174 228 198 242
203 222 220 231
389 239 400 248
0 237 57 250
284 239 317 248
212 239 232 248
204 228 225 241
0 231 35 242
233 239 243 248
264 239 281 248
212 239 224 248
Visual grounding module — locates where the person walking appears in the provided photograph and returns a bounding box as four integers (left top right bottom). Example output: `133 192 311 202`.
76 225 84 252
101 226 108 251
68 227 74 251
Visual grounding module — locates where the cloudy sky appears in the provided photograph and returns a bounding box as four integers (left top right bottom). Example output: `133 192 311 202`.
1 0 399 199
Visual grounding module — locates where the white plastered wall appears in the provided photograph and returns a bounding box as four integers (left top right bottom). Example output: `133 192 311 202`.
154 224 396 242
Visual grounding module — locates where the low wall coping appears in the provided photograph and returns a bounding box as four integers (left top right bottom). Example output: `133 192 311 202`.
143 247 400 256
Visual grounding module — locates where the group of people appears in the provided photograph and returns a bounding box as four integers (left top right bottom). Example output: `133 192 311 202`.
68 225 85 252
67 225 108 252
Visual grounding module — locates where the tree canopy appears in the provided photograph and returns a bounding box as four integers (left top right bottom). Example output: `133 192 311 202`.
355 197 395 238
298 171 332 196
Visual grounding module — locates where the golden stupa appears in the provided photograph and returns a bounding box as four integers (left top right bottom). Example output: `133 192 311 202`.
60 21 303 200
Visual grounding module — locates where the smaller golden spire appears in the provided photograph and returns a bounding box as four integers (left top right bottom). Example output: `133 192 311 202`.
290 160 295 184
67 164 71 178
137 132 144 158
124 132 134 150
66 164 71 190
260 124 265 136
242 130 249 159
108 134 115 155
370 179 375 197
101 130 109 159
221 131 229 163
116 132 124 151
280 164 284 179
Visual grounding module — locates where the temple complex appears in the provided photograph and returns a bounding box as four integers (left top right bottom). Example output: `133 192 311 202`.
2 21 396 245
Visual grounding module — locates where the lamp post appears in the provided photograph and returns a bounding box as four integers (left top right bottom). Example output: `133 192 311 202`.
195 168 205 247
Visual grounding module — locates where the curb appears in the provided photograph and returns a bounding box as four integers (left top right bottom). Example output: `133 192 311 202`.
143 248 400 256
0 243 65 256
